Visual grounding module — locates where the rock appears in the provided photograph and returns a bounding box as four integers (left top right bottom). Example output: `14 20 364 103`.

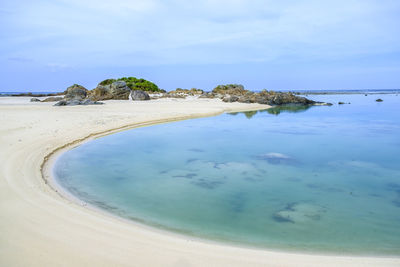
212 84 247 96
222 95 239 102
89 81 130 100
376 98 383 102
338 101 345 105
131 90 150 101
30 98 41 102
41 96 64 102
65 84 88 100
54 99 103 106
109 81 131 99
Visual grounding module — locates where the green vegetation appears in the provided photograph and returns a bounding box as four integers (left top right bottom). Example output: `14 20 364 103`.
98 77 160 92
98 79 117 86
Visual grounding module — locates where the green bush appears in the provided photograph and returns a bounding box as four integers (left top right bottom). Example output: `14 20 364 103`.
118 77 160 92
98 77 160 92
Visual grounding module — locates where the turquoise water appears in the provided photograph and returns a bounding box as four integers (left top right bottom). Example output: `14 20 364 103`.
54 94 400 255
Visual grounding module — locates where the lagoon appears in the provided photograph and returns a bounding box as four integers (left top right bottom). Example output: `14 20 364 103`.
54 93 400 255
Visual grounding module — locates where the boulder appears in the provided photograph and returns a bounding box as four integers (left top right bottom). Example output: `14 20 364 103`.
222 95 239 102
109 81 131 99
89 81 130 100
65 84 88 100
30 98 41 102
376 98 383 102
131 90 150 101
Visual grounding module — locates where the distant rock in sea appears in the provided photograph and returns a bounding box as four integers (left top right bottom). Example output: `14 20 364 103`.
376 98 383 102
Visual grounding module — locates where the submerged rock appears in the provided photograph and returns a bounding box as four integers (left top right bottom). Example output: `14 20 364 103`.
273 202 326 223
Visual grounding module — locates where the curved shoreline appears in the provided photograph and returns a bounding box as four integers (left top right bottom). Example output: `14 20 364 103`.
1 97 399 266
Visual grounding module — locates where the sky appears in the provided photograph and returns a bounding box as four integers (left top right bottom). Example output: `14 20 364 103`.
1 0 400 92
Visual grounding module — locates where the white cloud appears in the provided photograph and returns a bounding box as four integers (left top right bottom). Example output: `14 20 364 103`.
1 0 400 67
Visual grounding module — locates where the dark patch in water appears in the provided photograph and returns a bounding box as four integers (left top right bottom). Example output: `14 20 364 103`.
213 163 222 169
255 153 300 166
159 170 169 174
186 158 199 164
306 183 342 193
387 183 400 194
244 177 262 183
230 192 247 213
188 148 204 153
173 173 198 179
191 178 224 189
369 193 382 198
272 214 294 223
286 177 302 183
114 176 127 181
306 214 321 221
392 199 400 208
285 202 297 211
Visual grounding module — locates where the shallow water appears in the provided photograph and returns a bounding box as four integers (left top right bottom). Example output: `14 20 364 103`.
54 94 400 255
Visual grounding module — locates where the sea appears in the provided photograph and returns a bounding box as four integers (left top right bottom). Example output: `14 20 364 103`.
53 91 400 255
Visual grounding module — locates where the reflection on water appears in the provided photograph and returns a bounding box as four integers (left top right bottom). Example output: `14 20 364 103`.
265 104 313 115
55 94 400 255
228 104 314 118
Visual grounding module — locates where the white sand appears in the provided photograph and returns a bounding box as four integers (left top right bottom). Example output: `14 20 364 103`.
0 97 398 266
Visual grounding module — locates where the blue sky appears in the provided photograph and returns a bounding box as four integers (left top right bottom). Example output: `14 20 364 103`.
1 0 400 92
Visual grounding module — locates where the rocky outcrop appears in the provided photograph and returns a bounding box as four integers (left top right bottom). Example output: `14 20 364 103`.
65 84 88 100
89 81 131 101
208 84 326 106
54 99 103 106
376 98 383 102
212 84 246 96
131 90 150 101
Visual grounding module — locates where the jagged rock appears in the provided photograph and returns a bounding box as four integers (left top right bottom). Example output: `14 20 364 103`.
212 84 246 96
30 98 41 102
42 96 64 102
131 90 150 101
89 81 131 100
109 81 131 99
54 99 103 106
65 84 88 100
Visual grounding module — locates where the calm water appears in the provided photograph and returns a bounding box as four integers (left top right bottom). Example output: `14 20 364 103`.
54 94 400 255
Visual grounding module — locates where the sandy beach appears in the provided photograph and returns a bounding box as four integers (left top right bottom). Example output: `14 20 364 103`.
0 96 399 267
